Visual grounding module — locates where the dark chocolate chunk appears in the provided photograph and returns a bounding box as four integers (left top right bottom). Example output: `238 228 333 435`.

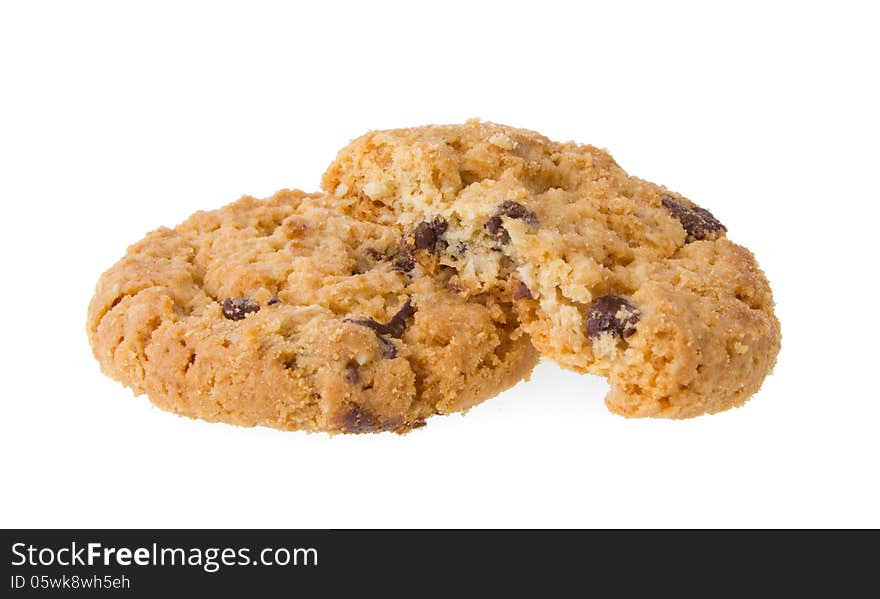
661 196 726 243
221 298 260 321
344 361 360 384
513 281 532 300
392 244 415 272
267 295 281 305
585 295 640 339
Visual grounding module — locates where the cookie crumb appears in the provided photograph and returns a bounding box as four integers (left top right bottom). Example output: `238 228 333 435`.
488 132 517 150
513 281 532 300
362 180 388 200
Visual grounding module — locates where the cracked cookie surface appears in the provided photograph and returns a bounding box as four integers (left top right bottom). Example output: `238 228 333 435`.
87 190 537 433
323 120 781 417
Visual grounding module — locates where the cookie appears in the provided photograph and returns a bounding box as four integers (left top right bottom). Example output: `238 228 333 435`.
87 190 537 433
322 120 781 418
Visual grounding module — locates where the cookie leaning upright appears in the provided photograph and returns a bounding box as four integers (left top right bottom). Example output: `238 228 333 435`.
322 120 781 418
87 190 537 433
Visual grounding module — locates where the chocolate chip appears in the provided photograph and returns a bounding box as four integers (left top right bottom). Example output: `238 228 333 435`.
221 298 260 321
456 241 468 255
496 200 539 226
392 244 415 272
413 217 448 252
431 216 448 236
485 200 538 243
344 361 360 384
513 281 532 300
585 295 640 339
345 299 415 359
484 215 509 243
348 299 415 339
413 222 436 250
378 337 397 359
340 406 406 433
267 295 281 305
661 196 726 243
341 405 381 433
385 299 416 337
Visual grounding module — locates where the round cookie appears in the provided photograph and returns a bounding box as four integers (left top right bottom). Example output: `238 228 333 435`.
322 120 781 418
87 190 537 433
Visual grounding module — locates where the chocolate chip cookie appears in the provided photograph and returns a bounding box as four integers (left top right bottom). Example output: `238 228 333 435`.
87 190 537 433
323 120 781 417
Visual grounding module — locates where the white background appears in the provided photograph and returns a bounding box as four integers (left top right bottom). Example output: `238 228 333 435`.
1 1 877 528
